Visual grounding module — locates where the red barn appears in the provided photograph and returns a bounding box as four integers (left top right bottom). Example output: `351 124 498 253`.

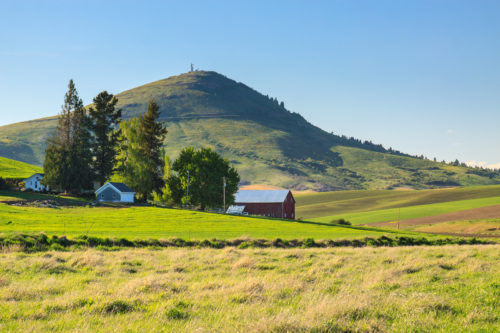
229 190 295 219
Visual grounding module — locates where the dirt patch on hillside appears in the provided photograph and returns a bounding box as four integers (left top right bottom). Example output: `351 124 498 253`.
6 199 87 208
415 221 500 238
369 204 500 228
239 184 284 190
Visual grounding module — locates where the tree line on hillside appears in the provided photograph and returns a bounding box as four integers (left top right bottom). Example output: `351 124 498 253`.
263 91 487 168
43 80 239 209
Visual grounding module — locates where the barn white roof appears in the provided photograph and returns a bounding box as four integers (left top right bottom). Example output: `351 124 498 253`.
234 190 291 203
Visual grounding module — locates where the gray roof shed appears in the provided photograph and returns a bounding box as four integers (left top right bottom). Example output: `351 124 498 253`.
234 190 292 203
107 182 135 193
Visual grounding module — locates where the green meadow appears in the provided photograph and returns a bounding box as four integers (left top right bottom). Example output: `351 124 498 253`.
0 202 398 240
0 156 42 179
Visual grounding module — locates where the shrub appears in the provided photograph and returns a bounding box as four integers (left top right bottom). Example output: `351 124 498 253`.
0 232 493 251
303 238 316 248
166 307 189 320
102 300 135 314
50 243 66 251
330 218 351 226
0 177 8 190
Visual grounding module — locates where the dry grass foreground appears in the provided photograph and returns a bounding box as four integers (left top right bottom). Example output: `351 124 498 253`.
0 246 499 332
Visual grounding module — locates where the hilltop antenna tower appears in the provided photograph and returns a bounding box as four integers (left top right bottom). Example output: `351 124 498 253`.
190 63 194 72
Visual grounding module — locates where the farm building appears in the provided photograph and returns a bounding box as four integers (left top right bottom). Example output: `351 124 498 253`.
228 189 295 219
24 173 49 192
95 182 135 203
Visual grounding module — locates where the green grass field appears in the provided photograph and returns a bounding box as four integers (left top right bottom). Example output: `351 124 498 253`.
0 201 404 240
2 186 500 240
0 245 498 332
0 156 42 179
0 190 87 203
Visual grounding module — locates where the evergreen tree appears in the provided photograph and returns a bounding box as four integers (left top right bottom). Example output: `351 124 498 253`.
43 131 66 191
43 80 93 193
138 100 168 196
69 102 93 193
88 91 122 186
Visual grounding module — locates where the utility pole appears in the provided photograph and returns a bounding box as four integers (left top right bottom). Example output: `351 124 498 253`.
222 176 226 213
398 207 400 230
185 170 190 208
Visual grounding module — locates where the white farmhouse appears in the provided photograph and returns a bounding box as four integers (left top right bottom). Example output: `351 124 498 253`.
24 173 49 192
95 182 135 203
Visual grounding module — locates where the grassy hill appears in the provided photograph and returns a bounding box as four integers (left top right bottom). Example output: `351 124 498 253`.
310 196 500 225
1 71 499 190
295 185 500 236
295 185 500 219
0 156 42 179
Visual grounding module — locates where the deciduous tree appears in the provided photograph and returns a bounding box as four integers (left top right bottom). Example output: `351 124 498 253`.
115 100 167 200
168 147 240 210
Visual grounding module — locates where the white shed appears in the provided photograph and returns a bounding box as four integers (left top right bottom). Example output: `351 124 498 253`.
24 173 49 192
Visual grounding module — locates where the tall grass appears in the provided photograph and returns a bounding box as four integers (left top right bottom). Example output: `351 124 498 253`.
0 246 498 331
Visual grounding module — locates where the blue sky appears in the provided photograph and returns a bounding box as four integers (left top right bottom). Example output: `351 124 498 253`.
1 0 499 167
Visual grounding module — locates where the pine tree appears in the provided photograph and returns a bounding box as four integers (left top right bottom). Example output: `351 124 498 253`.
69 103 93 192
138 100 168 196
42 80 93 193
42 131 66 191
88 91 122 186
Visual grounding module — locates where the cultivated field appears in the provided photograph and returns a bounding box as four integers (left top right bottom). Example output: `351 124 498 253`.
0 245 498 332
295 186 500 237
310 197 500 225
414 219 500 237
295 185 500 220
371 205 500 228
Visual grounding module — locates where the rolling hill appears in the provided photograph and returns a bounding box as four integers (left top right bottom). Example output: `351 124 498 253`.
295 185 500 237
295 185 500 219
0 71 499 190
0 156 42 179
